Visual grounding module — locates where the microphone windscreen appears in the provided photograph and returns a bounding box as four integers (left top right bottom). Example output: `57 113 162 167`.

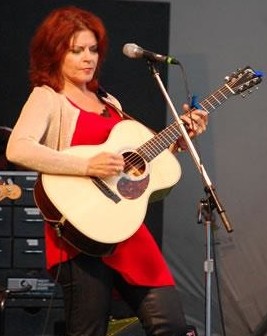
122 43 142 59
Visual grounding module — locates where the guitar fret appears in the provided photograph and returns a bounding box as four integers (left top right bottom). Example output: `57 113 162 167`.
206 96 222 109
217 89 227 98
138 150 151 162
200 85 233 114
145 143 159 157
142 138 167 159
140 144 157 161
210 94 222 105
139 123 179 162
224 83 236 94
199 103 209 113
202 99 216 110
158 131 173 147
207 95 224 107
168 125 180 142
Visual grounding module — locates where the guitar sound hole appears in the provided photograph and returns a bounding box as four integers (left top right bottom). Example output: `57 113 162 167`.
123 151 146 178
118 151 149 200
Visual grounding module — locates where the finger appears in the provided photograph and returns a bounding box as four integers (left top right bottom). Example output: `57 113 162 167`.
193 110 208 124
102 153 124 169
183 112 207 129
181 114 199 129
182 103 190 112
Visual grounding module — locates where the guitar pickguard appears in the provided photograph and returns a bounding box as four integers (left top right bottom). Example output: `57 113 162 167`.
117 150 150 199
117 174 149 199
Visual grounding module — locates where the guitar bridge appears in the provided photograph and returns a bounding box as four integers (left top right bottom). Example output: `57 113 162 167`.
91 177 121 203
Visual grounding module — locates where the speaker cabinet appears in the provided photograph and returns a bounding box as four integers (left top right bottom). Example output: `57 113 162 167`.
3 299 65 336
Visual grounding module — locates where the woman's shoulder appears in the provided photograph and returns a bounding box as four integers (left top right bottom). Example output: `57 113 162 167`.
24 86 78 124
27 86 60 106
30 86 77 110
31 85 60 98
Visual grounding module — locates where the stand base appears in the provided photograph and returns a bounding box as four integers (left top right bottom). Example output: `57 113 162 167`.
107 318 198 335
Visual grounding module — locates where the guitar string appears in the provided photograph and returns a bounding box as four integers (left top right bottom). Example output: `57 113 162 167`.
122 71 253 174
123 83 234 174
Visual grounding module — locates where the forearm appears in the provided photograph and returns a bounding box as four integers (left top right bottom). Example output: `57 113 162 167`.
6 136 88 175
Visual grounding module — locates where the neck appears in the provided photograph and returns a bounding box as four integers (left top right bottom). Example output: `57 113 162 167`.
62 81 105 114
63 81 89 95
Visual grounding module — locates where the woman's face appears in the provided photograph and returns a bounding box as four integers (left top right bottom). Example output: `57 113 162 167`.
61 29 99 89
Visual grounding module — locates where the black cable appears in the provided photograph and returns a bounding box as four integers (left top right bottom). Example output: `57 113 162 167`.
175 61 203 164
175 60 192 107
41 226 63 336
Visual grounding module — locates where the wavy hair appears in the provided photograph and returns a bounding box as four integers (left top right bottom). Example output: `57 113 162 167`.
29 6 108 92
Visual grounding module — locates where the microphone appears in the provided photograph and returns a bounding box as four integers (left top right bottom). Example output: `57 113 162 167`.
122 43 179 65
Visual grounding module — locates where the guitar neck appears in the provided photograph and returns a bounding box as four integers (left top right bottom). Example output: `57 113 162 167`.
198 83 235 113
137 83 234 162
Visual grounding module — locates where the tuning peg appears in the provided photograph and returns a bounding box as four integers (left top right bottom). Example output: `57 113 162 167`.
7 178 14 185
255 70 264 78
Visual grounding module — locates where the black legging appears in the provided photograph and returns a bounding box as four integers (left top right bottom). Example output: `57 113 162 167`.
51 254 188 336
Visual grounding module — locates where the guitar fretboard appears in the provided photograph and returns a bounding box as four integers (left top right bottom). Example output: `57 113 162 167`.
137 83 234 162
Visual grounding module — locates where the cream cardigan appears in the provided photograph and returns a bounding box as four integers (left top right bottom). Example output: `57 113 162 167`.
6 85 122 175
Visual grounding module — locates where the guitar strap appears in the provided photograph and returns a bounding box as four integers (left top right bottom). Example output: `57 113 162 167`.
96 85 157 132
102 97 183 154
98 87 182 152
98 86 182 153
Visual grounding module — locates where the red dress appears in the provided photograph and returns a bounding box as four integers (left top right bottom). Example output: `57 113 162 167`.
45 103 175 286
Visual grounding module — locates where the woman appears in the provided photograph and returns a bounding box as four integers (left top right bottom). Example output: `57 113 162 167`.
6 6 208 336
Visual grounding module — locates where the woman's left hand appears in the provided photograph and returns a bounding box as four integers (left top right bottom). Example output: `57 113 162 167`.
181 104 208 136
173 104 209 152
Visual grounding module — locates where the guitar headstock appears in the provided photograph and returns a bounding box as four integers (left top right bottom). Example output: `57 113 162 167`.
0 182 22 202
225 66 263 96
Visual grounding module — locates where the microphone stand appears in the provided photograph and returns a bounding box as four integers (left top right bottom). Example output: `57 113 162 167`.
146 61 233 336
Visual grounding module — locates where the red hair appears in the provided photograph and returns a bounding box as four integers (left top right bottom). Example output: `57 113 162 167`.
29 6 108 92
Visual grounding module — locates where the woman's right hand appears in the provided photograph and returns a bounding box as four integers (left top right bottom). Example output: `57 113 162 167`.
86 152 125 178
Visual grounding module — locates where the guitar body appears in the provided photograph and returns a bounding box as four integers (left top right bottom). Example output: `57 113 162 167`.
34 120 181 255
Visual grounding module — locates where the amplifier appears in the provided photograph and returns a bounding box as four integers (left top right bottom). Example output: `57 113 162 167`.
0 206 12 236
13 207 44 237
0 237 12 268
0 269 63 299
7 277 58 298
13 238 45 268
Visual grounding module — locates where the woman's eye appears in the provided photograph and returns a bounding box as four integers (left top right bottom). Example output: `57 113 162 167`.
70 47 84 54
90 46 98 53
69 45 98 54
